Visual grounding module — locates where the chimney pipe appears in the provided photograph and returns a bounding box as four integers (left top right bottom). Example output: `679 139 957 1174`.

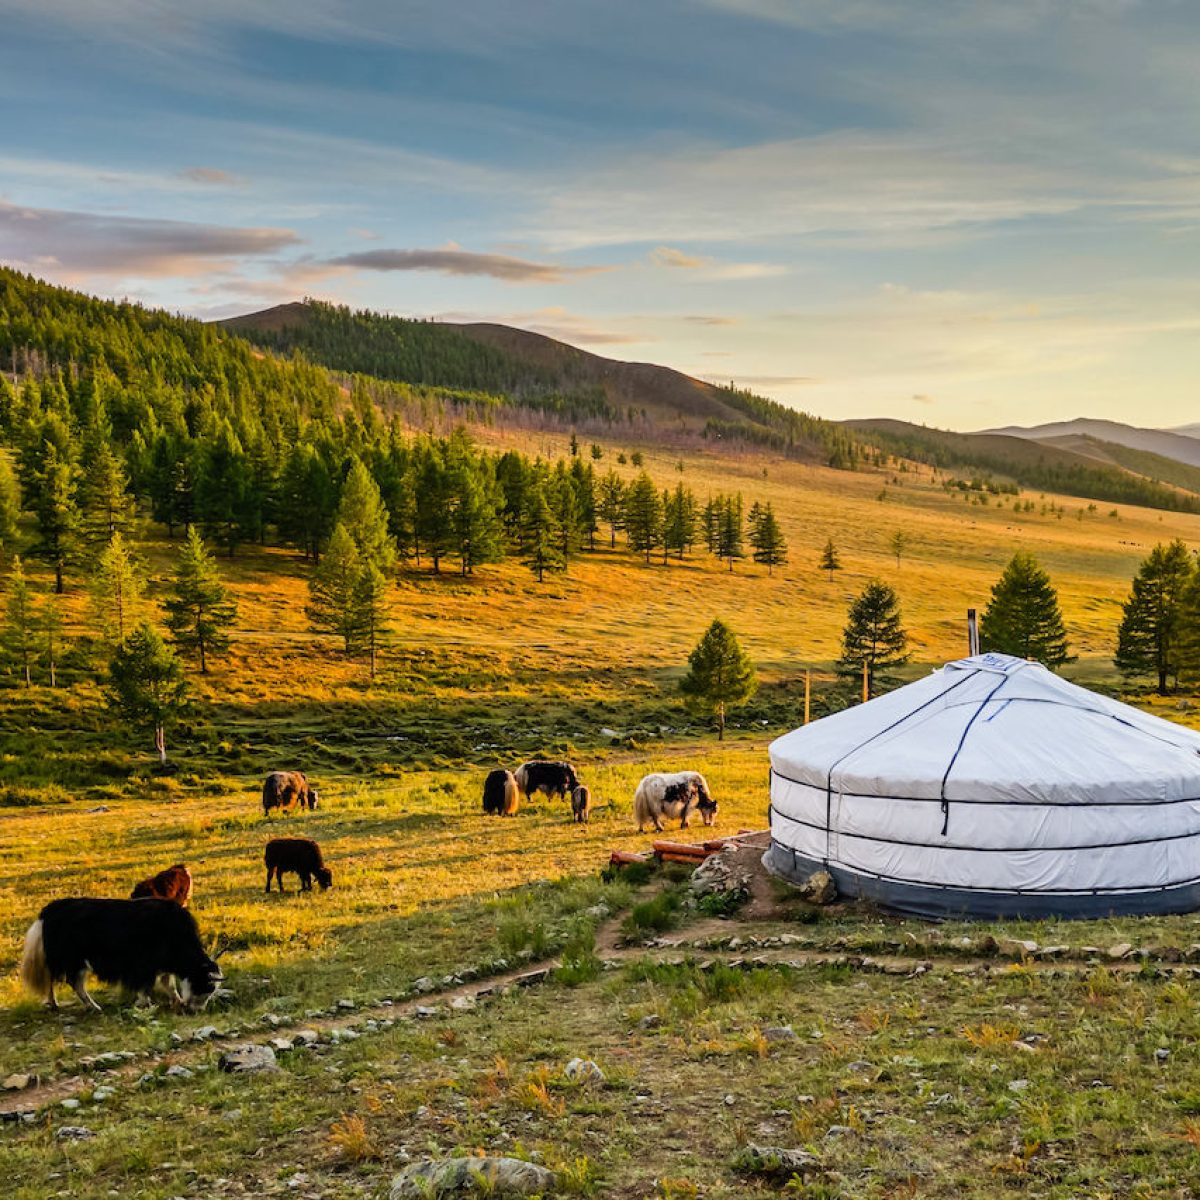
967 608 980 657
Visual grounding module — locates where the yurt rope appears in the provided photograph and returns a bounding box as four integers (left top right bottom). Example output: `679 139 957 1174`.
939 674 1010 835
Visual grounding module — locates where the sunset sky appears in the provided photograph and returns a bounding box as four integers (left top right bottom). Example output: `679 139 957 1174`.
4 1 1200 429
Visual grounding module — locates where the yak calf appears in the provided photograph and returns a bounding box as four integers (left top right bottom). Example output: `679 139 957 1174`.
265 837 333 893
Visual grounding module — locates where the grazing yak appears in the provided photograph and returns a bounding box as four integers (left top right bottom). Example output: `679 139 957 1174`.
131 863 193 907
262 770 319 817
20 898 224 1012
570 784 592 824
265 837 333 893
633 771 717 832
514 760 579 801
482 769 520 816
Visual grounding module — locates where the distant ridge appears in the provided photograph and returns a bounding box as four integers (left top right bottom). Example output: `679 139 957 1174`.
980 417 1200 469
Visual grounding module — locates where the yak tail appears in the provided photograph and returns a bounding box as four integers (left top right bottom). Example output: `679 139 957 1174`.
20 919 50 998
633 782 649 828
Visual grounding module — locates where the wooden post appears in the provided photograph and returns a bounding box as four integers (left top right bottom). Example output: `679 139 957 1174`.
862 659 869 704
804 669 811 725
967 608 980 657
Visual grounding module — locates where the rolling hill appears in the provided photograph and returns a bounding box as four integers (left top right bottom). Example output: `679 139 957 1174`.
844 417 1200 513
984 417 1200 469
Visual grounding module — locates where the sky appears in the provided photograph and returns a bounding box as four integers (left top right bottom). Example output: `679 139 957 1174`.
3 0 1200 430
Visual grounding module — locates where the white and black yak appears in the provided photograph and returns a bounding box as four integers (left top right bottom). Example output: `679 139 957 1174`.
482 769 520 816
633 771 717 832
514 760 579 800
262 770 319 817
264 837 333 892
20 898 224 1012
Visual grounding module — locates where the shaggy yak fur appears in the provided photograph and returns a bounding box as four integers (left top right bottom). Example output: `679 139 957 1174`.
262 770 319 817
482 769 520 816
514 760 579 800
130 863 193 906
570 784 592 824
20 898 223 1012
633 771 717 832
264 837 333 892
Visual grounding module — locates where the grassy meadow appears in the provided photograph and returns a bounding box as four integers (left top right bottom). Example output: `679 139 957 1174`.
6 428 1200 1196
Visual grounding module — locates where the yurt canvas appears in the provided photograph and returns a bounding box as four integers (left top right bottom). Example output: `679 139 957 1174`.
765 653 1200 919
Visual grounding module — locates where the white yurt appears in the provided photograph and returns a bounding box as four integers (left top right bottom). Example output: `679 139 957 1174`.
765 652 1200 918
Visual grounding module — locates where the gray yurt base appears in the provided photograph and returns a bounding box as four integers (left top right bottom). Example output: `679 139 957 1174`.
762 840 1200 921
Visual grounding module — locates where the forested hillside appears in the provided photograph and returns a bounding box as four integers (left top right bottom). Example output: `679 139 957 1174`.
221 299 863 466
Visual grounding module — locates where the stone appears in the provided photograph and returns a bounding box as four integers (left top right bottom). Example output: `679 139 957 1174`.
191 1025 219 1042
414 1005 440 1019
762 1026 798 1043
1008 1079 1030 1092
2 1074 35 1092
1156 1048 1171 1062
846 1060 873 1073
1107 943 1133 960
1002 939 1038 956
269 1038 294 1053
638 1014 663 1030
165 1065 194 1080
799 870 836 906
217 1044 278 1074
450 995 476 1012
292 1029 319 1046
564 1058 605 1084
222 1109 243 1123
1037 945 1070 959
91 1086 116 1102
689 850 753 900
724 1094 737 1106
60 1098 81 1111
390 1156 557 1199
168 1033 185 1047
55 1125 94 1140
734 1145 819 1178
336 999 356 1011
412 977 436 994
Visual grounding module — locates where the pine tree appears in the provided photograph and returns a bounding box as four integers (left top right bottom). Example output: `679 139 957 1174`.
715 494 744 571
837 580 909 698
78 425 134 549
519 478 565 582
306 523 362 652
351 561 391 680
570 458 598 550
980 551 1072 668
819 538 842 582
106 621 190 765
89 531 145 645
1115 540 1194 693
749 502 788 574
29 444 79 593
0 457 20 557
163 525 238 674
624 472 663 563
196 421 251 557
336 457 395 572
448 457 504 576
679 618 758 740
3 556 36 686
597 471 626 549
551 465 582 569
413 440 454 573
889 530 909 569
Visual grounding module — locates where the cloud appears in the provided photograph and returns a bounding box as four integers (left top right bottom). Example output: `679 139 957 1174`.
178 166 242 186
722 374 816 387
684 315 738 326
650 246 707 269
0 201 300 278
326 247 598 283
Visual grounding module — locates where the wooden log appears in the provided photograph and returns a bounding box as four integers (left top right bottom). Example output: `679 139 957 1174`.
657 852 707 865
608 850 650 866
652 840 709 858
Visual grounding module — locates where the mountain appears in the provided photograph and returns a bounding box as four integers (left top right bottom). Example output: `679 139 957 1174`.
844 417 1200 514
982 417 1200 469
1166 423 1200 440
220 300 860 465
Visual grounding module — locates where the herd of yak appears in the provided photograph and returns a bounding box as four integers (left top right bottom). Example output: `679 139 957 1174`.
16 764 716 1016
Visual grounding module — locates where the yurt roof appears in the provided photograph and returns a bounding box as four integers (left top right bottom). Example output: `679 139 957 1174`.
768 653 1200 807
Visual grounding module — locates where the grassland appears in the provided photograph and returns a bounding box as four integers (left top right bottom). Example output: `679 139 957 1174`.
5 428 1200 1196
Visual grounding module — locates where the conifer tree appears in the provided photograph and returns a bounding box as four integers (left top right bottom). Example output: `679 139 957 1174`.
78 423 134 548
1115 540 1194 693
679 618 758 740
41 585 64 689
980 551 1072 668
196 421 252 557
837 580 909 698
89 531 145 645
29 444 78 593
715 493 744 571
278 442 336 562
624 472 663 563
889 530 909 569
569 458 598 550
448 458 504 576
597 471 626 548
519 478 565 582
305 523 362 652
413 440 454 573
0 457 20 557
336 457 395 572
163 525 238 674
819 538 841 582
106 621 190 765
351 561 391 680
551 464 582 569
749 502 788 574
3 556 35 686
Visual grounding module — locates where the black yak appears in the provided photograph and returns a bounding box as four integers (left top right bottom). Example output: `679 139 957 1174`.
264 837 333 892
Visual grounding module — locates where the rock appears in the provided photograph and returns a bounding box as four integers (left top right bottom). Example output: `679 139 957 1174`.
1037 945 1070 959
55 1125 95 1140
336 999 356 1011
292 1029 319 1046
846 1060 873 1073
1002 939 1038 956
390 1156 557 1198
724 1094 737 1106
269 1038 295 1053
564 1058 605 1084
762 1026 798 1043
165 1065 194 1080
1107 943 1133 960
91 1086 116 1102
60 1098 81 1111
799 870 836 906
412 976 436 994
2 1074 36 1092
414 1005 440 1019
450 995 476 1012
977 934 999 956
222 1108 243 1122
1008 1079 1030 1092
217 1044 278 1074
191 1025 219 1042
689 850 753 900
638 1014 662 1030
734 1145 819 1178
825 1124 853 1137
87 806 110 814
1156 1048 1171 1062
169 1032 185 1047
